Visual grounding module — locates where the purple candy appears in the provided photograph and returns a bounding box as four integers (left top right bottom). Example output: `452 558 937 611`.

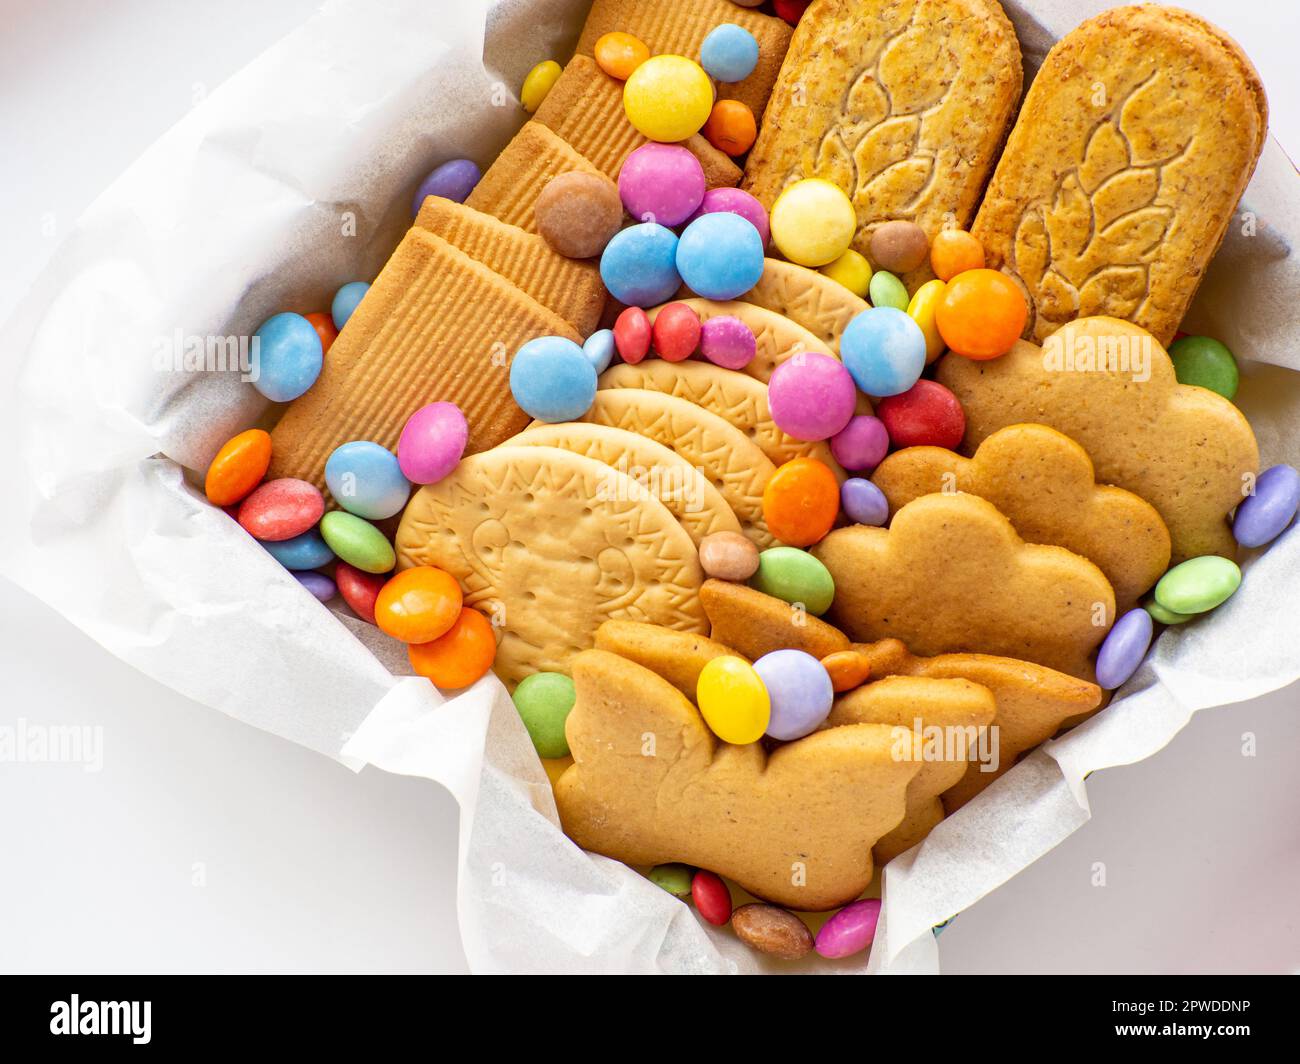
293 570 336 603
841 478 888 526
699 315 756 370
618 144 706 227
1095 607 1154 691
398 402 468 484
767 352 856 441
1233 464 1300 548
815 898 881 959
411 158 482 215
830 415 890 472
753 649 833 741
686 187 770 247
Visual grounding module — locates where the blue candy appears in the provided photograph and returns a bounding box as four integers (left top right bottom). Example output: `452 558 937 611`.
1095 607 1154 691
840 478 889 526
675 213 765 301
331 281 370 330
325 441 411 521
251 312 324 402
411 158 482 215
510 336 597 422
754 649 833 741
583 329 616 375
1233 464 1300 548
840 307 927 397
293 570 337 603
262 528 334 570
700 24 759 83
600 223 681 307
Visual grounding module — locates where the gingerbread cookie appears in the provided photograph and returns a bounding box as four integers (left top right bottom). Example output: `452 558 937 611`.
937 317 1260 561
465 121 604 233
972 5 1267 344
594 619 738 698
871 423 1171 611
555 650 919 910
813 493 1116 680
739 259 869 353
699 579 850 661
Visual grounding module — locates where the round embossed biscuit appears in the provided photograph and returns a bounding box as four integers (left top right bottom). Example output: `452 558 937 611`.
739 259 870 352
573 389 777 546
507 423 742 545
393 446 707 687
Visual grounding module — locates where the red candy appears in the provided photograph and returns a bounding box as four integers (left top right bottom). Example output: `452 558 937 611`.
774 0 812 25
335 562 386 625
691 869 733 926
237 478 324 541
876 380 966 449
614 306 652 364
651 302 702 362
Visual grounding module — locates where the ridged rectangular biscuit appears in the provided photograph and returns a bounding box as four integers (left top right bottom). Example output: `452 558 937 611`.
534 55 740 189
465 121 604 233
972 5 1267 345
743 0 1022 288
268 228 579 490
575 0 792 120
414 196 604 336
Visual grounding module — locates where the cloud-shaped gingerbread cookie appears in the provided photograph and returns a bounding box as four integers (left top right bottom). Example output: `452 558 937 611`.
871 423 1171 611
937 317 1259 561
813 493 1115 681
555 650 919 910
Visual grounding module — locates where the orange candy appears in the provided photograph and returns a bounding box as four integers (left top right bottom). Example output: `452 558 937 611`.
820 650 871 693
205 428 272 506
929 229 985 282
702 99 757 157
409 607 497 688
374 566 463 643
934 269 1028 360
762 457 839 547
305 311 339 355
594 31 650 80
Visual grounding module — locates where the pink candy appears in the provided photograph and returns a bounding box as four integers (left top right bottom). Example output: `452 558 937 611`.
397 402 468 485
687 187 770 247
618 144 705 228
830 414 890 471
699 315 756 370
767 353 856 442
237 478 324 542
814 898 880 959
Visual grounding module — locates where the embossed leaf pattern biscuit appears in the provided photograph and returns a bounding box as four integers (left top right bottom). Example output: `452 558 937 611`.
739 259 870 353
393 447 706 687
555 650 920 910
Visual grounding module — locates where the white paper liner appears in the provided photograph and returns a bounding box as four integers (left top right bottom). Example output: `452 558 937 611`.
1 0 1297 974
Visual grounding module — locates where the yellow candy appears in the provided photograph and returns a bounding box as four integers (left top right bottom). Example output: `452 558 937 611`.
696 656 770 745
907 278 948 363
820 249 872 297
623 55 714 142
521 60 562 113
770 179 856 268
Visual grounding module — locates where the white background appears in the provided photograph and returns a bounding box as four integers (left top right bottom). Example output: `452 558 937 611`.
1 0 1297 974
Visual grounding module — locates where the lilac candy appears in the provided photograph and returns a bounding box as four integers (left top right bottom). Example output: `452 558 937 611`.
618 144 706 227
830 415 890 472
1095 607 1154 691
397 402 468 485
815 898 881 959
293 571 337 603
686 187 770 247
1233 464 1300 548
411 158 482 215
841 478 888 526
699 315 756 370
767 352 856 441
753 649 833 741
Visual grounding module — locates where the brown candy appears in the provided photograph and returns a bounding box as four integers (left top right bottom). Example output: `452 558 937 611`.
731 904 814 960
534 171 624 259
698 530 760 582
869 220 929 274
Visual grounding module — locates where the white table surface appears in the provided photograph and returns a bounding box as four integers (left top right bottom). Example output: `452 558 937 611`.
1 0 1297 974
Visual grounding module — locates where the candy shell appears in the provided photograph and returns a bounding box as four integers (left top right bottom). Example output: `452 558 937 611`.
750 546 834 615
876 380 965 449
252 312 324 402
840 307 927 397
600 223 682 307
411 158 481 215
815 898 880 958
408 607 496 689
700 24 759 83
770 178 855 268
594 31 650 80
614 306 653 364
1154 556 1242 615
397 401 468 485
262 529 334 570
374 565 462 643
325 441 410 520
319 511 396 574
935 269 1027 360
696 655 770 745
763 457 840 547
686 187 769 246
829 415 889 472
731 904 814 960
869 220 929 274
767 353 856 442
509 335 598 422
676 212 765 301
619 143 706 227
702 99 757 156
1145 598 1194 626
583 329 616 374
773 0 812 25
698 530 761 581
293 570 336 603
867 270 909 312
1168 335 1239 400
820 249 872 298
335 561 386 624
821 649 871 693
840 477 888 526
512 672 577 758
205 428 272 506
304 311 339 356
535 171 624 259
907 278 947 362
648 863 694 898
623 55 714 142
652 302 702 362
754 649 833 740
237 478 324 541
699 315 756 370
521 59 562 113
929 229 984 281
1095 607 1154 691
691 870 734 926
1234 464 1300 548
331 282 370 331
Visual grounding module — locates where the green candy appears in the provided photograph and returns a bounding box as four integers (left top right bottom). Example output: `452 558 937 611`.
1144 597 1194 626
868 269 909 312
1168 335 1239 400
512 672 576 759
319 511 396 574
647 863 694 899
749 546 835 615
1154 555 1242 615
